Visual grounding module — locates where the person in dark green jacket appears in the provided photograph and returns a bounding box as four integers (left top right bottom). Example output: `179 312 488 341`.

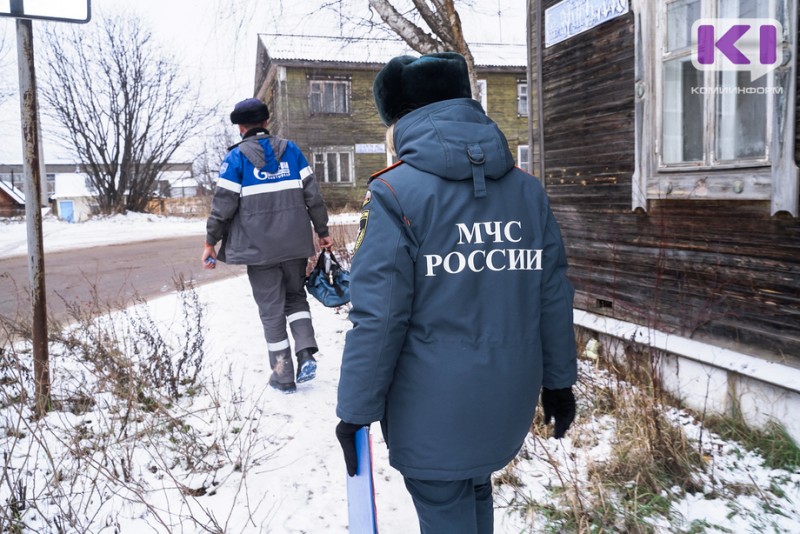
335 53 577 534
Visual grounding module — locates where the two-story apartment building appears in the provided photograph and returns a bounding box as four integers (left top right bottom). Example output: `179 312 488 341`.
254 33 529 208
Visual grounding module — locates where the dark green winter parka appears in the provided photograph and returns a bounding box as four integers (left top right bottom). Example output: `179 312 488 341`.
336 97 577 480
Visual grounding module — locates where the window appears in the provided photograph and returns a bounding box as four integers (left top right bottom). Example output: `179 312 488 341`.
312 147 354 185
475 79 487 112
661 0 771 167
46 173 56 196
517 145 531 173
308 78 350 114
517 82 529 116
633 0 797 215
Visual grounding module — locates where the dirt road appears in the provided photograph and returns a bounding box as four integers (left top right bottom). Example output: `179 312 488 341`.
0 235 246 330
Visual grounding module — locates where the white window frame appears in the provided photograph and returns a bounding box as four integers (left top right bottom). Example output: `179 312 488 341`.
475 79 487 112
517 81 529 117
308 77 351 115
659 0 774 171
517 145 531 173
632 0 798 216
311 146 355 186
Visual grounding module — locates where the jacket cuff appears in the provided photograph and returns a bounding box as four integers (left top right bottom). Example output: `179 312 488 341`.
206 233 219 246
317 229 330 238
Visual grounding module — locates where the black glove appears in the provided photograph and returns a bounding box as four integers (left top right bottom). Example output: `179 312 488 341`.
541 387 576 439
335 421 363 476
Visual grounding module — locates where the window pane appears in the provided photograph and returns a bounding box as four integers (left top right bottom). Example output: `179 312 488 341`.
340 152 351 182
716 71 767 160
718 0 769 18
336 83 348 113
313 153 325 178
327 153 338 182
662 57 704 164
476 80 487 111
517 83 528 116
309 82 321 113
666 0 701 52
322 84 335 113
517 145 530 172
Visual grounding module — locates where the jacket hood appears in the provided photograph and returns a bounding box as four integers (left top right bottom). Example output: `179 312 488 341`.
392 98 515 197
236 133 288 174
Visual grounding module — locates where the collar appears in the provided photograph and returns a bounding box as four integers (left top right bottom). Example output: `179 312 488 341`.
228 127 271 151
242 127 270 139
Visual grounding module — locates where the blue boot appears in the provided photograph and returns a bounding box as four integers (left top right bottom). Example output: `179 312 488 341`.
296 349 317 383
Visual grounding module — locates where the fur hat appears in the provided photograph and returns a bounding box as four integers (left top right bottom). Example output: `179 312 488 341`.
373 52 472 126
230 98 270 125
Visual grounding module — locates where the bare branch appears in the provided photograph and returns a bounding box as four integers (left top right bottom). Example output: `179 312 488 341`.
367 0 446 53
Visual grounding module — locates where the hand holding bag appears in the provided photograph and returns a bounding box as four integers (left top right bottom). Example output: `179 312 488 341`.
306 249 351 307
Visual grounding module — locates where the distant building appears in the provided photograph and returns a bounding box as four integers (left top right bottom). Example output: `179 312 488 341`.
0 162 196 220
154 166 203 199
254 34 529 209
52 173 98 223
0 179 25 217
0 164 58 207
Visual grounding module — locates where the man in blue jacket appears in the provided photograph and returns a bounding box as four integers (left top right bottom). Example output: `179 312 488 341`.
203 98 332 394
335 53 577 533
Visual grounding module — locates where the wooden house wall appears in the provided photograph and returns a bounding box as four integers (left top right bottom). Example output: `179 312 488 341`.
0 188 24 217
534 2 800 361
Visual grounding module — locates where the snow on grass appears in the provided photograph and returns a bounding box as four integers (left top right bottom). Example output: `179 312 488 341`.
0 211 360 260
0 212 206 258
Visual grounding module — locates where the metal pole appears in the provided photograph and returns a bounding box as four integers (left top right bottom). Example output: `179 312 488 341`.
16 16 51 415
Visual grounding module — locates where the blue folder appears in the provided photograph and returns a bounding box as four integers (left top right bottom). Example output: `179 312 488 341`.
346 426 379 533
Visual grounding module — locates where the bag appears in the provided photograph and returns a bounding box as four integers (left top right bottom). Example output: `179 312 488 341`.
306 249 351 307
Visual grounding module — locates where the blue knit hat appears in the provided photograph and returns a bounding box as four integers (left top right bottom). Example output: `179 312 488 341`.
230 98 270 124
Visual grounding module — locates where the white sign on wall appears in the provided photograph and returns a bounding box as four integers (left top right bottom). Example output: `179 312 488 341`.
355 143 386 154
545 0 628 48
0 0 91 23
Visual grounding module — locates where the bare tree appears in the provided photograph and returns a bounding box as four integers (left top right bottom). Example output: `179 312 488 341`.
365 0 479 97
39 16 214 213
193 119 239 196
0 31 14 105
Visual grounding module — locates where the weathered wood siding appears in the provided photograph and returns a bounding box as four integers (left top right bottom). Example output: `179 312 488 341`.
535 2 800 361
0 190 24 217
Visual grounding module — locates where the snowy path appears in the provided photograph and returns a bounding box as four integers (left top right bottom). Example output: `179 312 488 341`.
150 275 420 533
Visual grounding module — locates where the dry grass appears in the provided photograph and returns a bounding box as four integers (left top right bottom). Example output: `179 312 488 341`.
0 277 279 532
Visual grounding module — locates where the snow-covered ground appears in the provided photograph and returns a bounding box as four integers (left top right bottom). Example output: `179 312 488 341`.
0 211 361 258
1 213 799 533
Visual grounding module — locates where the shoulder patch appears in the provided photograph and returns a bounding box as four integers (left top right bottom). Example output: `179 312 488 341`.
352 209 369 257
369 160 404 182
